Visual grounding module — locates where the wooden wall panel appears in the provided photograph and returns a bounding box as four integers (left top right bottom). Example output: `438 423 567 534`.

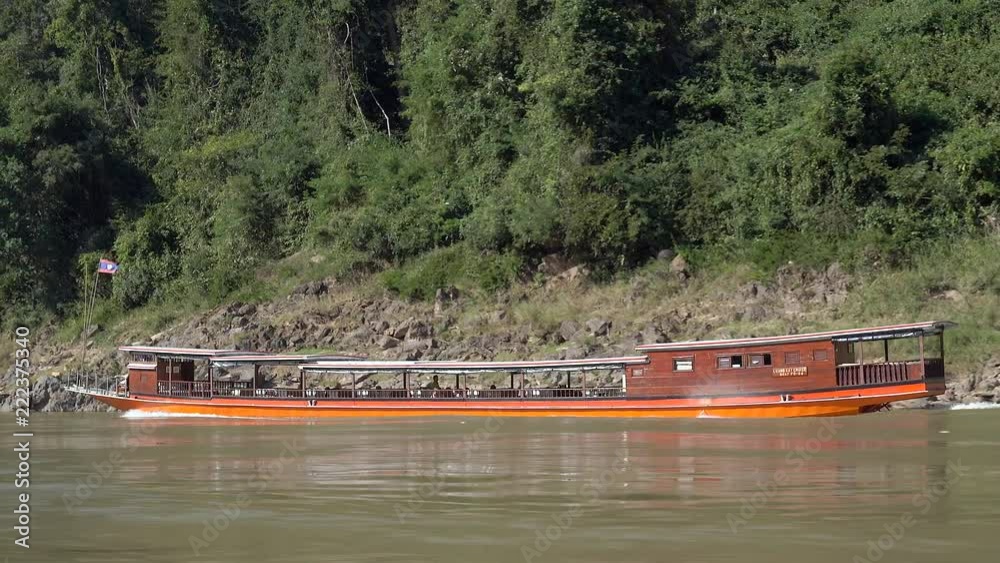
627 341 837 397
128 369 158 395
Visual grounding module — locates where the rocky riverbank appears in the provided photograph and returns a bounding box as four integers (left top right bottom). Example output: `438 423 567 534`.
3 255 997 412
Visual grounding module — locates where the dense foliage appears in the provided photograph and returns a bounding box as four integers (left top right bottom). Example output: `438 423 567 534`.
2 0 998 320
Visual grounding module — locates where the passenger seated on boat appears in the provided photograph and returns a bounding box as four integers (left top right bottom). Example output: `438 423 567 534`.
489 384 497 389
425 375 441 390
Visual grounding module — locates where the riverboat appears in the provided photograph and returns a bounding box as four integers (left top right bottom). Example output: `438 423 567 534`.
67 321 953 418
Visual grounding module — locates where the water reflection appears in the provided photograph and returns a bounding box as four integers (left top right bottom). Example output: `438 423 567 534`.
18 411 996 563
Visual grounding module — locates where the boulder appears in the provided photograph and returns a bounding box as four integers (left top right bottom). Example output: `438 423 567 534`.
403 338 436 352
670 255 689 276
558 320 581 342
559 346 588 360
435 286 460 303
656 249 676 262
406 320 432 340
640 324 667 344
389 319 412 340
30 376 61 410
293 280 328 297
377 336 401 350
585 318 611 337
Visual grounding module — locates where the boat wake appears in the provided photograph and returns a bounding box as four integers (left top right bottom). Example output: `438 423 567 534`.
950 402 1000 411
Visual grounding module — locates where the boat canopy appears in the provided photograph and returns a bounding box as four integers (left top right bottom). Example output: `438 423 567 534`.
301 356 649 375
119 346 363 364
211 353 364 367
119 345 235 360
635 321 956 352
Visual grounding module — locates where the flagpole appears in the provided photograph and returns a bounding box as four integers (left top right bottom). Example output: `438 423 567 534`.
80 265 100 379
78 269 92 375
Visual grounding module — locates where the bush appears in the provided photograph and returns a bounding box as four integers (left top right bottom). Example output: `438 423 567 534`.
381 244 524 300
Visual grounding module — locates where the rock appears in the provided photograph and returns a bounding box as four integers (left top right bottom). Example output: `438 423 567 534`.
435 286 460 303
740 282 763 300
377 336 401 350
585 318 611 337
640 324 667 344
546 265 590 288
30 376 60 410
560 346 588 360
538 253 573 276
406 321 432 340
235 303 257 317
389 319 412 340
669 255 688 275
83 324 101 338
292 280 328 297
656 249 676 261
941 290 964 302
743 304 768 323
403 338 436 352
558 320 581 342
489 310 508 323
343 328 369 345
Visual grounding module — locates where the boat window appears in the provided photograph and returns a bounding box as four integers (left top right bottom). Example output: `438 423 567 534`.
673 357 694 372
784 351 802 365
750 353 772 367
717 355 744 368
632 368 645 377
813 349 828 362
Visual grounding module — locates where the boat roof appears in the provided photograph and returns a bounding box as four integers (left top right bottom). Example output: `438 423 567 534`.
212 353 364 365
301 356 649 374
635 321 956 352
120 346 363 364
120 345 235 359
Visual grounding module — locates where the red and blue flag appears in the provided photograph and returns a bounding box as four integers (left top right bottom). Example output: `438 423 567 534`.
97 258 119 275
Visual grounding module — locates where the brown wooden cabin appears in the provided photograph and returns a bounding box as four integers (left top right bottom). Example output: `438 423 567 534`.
121 346 231 396
628 321 952 398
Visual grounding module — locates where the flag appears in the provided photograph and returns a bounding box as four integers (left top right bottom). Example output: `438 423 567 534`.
97 258 119 275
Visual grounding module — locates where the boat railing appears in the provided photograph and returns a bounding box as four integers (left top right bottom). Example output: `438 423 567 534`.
308 389 356 399
143 384 626 401
835 360 928 387
213 380 253 395
64 373 128 397
157 380 211 398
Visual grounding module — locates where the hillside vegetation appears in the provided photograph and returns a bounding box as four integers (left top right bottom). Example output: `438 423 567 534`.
1 1 998 338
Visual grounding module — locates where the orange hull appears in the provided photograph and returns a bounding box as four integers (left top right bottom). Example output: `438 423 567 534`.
88 382 938 419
